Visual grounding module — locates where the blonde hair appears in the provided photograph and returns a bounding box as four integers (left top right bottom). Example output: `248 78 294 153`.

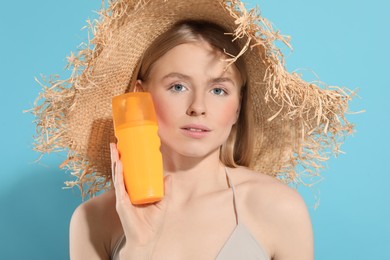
136 20 254 167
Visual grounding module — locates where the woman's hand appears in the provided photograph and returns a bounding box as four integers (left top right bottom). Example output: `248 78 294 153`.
110 143 171 259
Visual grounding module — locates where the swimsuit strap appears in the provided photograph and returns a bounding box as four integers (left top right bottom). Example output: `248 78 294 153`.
224 167 239 225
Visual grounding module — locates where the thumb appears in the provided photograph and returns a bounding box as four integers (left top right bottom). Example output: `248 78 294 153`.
163 174 173 199
155 174 172 209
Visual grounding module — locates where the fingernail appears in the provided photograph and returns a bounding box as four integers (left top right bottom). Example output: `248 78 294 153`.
112 161 116 183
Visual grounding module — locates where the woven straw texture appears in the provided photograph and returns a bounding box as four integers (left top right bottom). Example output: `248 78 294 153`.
32 0 354 198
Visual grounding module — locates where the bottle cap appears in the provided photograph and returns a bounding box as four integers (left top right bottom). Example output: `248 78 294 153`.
112 92 158 129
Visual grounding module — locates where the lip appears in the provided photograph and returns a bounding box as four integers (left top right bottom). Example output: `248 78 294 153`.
180 124 211 139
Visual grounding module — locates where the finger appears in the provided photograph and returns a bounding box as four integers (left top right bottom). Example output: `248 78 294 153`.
110 143 116 183
111 143 119 162
163 174 173 200
114 160 131 215
113 160 140 237
115 159 130 202
111 143 122 186
154 174 173 210
142 175 172 232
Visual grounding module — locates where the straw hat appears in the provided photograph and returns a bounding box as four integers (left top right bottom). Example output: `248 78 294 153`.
32 0 353 198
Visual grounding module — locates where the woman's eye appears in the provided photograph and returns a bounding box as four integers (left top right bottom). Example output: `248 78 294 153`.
169 83 186 92
211 88 227 96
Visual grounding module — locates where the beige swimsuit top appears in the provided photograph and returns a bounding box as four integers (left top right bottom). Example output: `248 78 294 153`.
111 168 270 260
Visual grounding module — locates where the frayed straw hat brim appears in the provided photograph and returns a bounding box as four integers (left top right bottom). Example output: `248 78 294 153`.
32 0 354 198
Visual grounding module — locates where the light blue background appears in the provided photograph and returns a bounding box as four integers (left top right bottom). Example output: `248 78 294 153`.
0 0 388 259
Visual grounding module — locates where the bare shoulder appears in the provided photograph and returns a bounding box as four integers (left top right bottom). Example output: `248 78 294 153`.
228 167 314 259
69 189 122 260
228 166 309 216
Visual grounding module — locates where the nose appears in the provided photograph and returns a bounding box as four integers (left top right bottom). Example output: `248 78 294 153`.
186 92 206 116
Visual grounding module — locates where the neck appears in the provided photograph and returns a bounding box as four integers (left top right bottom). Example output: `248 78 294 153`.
161 147 228 204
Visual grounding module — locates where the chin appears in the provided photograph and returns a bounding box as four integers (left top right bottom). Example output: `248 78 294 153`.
162 143 221 160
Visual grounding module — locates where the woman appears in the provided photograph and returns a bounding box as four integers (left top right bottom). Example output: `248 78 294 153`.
32 0 353 259
70 20 313 259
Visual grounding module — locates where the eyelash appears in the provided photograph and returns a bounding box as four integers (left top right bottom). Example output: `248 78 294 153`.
169 83 187 92
168 83 228 96
211 88 227 96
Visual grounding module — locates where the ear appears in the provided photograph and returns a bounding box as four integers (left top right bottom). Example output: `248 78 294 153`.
234 94 242 123
234 106 241 124
134 80 145 92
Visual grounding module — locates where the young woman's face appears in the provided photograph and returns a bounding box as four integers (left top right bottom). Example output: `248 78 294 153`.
140 41 242 159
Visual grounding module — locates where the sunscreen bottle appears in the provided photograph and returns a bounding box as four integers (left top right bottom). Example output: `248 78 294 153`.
112 92 164 204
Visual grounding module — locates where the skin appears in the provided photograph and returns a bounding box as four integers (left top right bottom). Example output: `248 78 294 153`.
69 41 314 259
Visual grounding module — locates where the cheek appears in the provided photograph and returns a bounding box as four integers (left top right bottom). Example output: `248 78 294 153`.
151 96 177 128
215 99 240 126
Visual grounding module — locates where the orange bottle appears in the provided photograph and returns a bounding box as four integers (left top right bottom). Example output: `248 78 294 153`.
112 92 164 204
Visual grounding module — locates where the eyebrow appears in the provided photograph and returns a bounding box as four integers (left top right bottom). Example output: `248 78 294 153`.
162 72 236 85
212 77 235 85
162 72 191 81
